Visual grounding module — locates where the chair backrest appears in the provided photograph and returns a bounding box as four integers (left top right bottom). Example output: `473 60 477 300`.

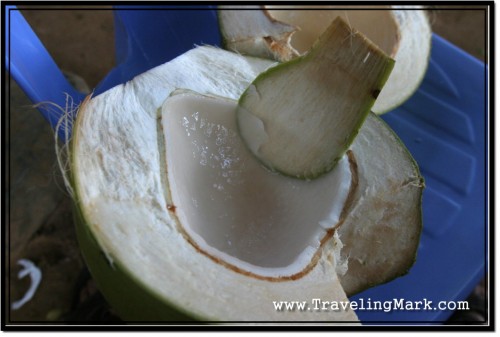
6 6 85 141
99 6 220 93
6 5 220 141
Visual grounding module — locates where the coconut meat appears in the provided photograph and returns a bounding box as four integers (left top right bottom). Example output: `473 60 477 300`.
163 91 352 278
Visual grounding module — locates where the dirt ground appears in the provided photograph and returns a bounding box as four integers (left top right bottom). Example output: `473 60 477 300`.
6 6 489 324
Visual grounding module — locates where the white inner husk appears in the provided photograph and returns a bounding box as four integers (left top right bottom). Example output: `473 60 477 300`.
72 46 358 321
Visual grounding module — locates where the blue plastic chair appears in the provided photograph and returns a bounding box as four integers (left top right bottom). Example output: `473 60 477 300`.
6 6 487 323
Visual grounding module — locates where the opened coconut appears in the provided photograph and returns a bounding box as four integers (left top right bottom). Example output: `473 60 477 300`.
64 18 423 322
218 6 432 114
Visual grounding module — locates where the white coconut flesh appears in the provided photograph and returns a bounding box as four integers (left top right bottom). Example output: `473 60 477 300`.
71 46 423 321
163 90 353 275
218 6 432 114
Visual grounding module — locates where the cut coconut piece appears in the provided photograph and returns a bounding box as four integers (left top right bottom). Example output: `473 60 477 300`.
218 6 432 114
69 46 423 321
237 17 394 179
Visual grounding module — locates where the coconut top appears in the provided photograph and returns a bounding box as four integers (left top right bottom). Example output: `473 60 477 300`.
219 6 432 114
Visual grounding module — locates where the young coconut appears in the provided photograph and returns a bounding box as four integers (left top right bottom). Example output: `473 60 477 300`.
237 17 394 179
218 6 432 114
66 23 423 321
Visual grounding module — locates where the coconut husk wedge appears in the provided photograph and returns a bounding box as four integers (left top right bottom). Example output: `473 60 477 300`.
237 17 394 179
